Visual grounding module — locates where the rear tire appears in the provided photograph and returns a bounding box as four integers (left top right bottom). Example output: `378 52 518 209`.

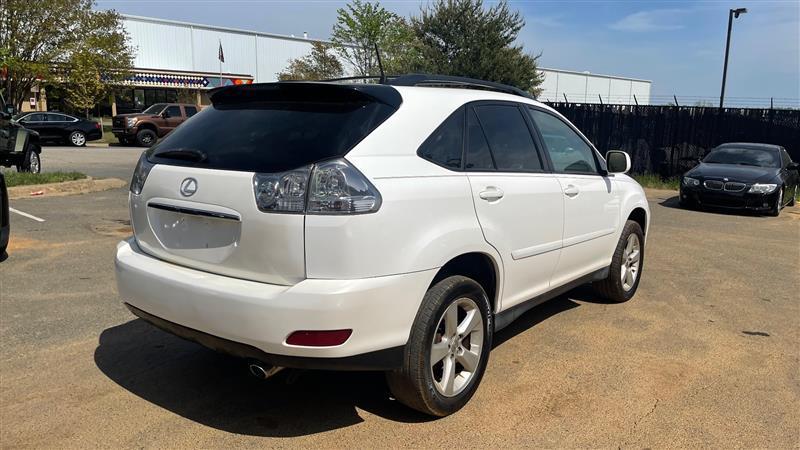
593 220 644 303
135 129 157 147
69 130 86 147
386 275 492 417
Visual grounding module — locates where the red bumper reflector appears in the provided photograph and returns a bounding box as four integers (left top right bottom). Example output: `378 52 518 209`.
286 329 353 347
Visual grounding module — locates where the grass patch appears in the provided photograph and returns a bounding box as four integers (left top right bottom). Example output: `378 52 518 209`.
4 171 87 187
99 125 120 145
632 173 680 190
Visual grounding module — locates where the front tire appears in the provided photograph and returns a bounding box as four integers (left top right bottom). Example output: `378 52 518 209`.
386 275 492 417
768 188 783 217
593 220 644 302
69 130 86 147
135 129 157 147
16 146 41 173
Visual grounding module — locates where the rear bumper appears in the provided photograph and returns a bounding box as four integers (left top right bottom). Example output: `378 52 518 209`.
680 186 779 211
114 239 433 369
86 129 103 141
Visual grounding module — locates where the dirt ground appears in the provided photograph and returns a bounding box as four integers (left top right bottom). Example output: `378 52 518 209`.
1 149 798 448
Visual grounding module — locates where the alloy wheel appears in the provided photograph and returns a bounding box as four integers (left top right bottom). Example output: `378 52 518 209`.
71 132 86 146
430 297 484 397
29 151 40 173
620 233 640 291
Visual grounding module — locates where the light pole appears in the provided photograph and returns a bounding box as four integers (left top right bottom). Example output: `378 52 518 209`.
719 7 747 109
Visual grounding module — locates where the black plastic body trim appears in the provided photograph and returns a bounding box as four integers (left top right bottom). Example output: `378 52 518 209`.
494 267 609 331
147 202 241 221
125 303 405 371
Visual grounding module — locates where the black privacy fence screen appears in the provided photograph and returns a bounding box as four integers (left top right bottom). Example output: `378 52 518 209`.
545 103 800 178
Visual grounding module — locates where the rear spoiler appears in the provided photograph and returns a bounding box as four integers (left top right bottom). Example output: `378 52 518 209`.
209 82 403 110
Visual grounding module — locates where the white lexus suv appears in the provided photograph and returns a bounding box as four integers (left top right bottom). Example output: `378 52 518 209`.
115 75 649 417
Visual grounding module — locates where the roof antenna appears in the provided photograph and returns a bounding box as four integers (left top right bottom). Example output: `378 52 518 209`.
374 43 385 84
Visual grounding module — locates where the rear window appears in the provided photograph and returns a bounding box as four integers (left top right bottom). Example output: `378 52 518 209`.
148 84 399 173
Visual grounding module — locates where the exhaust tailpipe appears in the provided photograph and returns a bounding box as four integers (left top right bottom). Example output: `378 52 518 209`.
248 362 284 380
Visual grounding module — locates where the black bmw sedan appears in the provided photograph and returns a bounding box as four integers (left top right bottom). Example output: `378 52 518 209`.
680 143 799 216
14 112 102 147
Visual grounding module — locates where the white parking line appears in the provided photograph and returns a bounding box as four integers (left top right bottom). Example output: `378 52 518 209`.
9 208 46 223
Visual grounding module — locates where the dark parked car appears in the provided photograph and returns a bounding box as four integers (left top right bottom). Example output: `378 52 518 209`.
1 94 42 173
1 172 9 256
680 143 799 216
14 112 102 147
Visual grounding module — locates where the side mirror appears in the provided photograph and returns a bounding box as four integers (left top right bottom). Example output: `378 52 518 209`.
606 150 631 174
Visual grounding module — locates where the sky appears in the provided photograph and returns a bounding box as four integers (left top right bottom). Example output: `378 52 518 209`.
96 0 800 105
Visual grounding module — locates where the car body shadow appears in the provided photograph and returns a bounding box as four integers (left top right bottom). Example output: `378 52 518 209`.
658 194 770 218
95 285 610 436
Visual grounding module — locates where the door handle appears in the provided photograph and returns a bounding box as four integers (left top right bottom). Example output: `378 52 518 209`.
564 184 580 198
479 187 504 201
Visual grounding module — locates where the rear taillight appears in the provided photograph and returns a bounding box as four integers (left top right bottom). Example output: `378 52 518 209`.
252 158 381 215
94 122 101 129
130 152 154 195
253 166 310 213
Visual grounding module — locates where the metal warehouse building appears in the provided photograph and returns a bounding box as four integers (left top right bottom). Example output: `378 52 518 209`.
537 68 651 105
34 14 651 114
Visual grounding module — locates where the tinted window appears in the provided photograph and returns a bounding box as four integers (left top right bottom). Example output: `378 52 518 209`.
418 108 463 169
23 113 47 122
150 97 397 173
165 105 182 118
465 107 494 170
185 106 198 117
528 109 598 174
49 114 73 122
143 103 166 114
474 105 541 171
781 149 792 166
703 147 780 168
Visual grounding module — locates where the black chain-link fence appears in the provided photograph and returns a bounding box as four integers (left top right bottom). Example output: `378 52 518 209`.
545 103 800 177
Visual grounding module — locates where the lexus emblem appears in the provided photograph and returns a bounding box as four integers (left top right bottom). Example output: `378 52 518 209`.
180 178 198 197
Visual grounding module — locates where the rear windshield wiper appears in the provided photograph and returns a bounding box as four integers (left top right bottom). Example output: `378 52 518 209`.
154 149 208 162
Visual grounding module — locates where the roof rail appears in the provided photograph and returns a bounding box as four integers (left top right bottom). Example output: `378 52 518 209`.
281 73 534 100
387 74 534 100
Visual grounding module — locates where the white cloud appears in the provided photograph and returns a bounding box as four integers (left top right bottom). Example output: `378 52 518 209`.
609 9 687 32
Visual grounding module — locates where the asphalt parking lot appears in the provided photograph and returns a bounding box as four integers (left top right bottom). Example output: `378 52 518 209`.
1 147 798 448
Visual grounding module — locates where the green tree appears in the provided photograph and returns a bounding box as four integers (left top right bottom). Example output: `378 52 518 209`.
411 0 544 95
277 42 343 81
0 0 133 111
331 0 416 77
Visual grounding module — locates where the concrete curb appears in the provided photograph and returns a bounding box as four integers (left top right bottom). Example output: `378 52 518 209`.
8 177 127 200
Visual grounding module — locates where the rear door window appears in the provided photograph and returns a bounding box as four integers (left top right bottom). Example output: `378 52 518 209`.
149 85 399 173
474 105 542 172
418 107 464 170
184 106 198 117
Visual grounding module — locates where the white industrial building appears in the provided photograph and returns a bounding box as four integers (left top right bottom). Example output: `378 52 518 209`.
32 14 652 113
537 67 651 105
